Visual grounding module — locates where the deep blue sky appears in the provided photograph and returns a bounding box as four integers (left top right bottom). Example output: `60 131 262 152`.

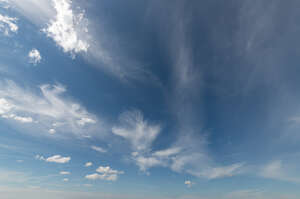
0 0 300 198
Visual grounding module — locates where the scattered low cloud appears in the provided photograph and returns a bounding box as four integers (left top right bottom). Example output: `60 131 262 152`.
184 180 194 188
28 49 42 65
85 162 93 167
43 0 89 57
48 129 56 134
91 145 107 153
0 14 18 36
85 166 124 181
36 154 70 164
63 178 69 182
60 171 70 175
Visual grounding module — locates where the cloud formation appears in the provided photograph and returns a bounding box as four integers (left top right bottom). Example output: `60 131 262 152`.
85 162 93 167
0 14 18 35
0 80 98 136
43 0 89 56
28 49 42 65
60 171 70 175
91 145 107 153
85 165 124 181
36 154 70 164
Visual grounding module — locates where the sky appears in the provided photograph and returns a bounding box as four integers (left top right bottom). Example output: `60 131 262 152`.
0 0 300 198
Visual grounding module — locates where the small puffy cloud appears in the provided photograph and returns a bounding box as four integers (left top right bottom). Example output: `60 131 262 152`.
85 165 124 181
36 155 70 164
46 155 70 163
60 171 70 175
184 180 194 188
63 178 69 182
91 145 106 153
28 49 42 65
48 129 56 134
16 160 24 163
85 162 93 167
0 14 18 36
43 0 89 56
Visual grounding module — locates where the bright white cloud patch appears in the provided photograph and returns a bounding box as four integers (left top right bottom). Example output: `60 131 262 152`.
63 178 69 182
0 14 18 36
0 80 98 136
85 165 124 181
91 145 107 153
46 155 70 163
85 162 93 167
43 0 89 56
48 129 56 134
60 171 70 175
36 155 70 164
28 49 42 65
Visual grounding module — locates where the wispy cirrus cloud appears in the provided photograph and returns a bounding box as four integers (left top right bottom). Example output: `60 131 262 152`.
0 80 99 137
91 145 107 153
112 110 243 179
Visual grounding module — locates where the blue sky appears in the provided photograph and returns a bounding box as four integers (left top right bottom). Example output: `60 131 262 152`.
0 0 300 198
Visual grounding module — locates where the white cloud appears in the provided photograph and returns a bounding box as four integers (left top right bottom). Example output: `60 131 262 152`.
35 155 45 161
36 155 70 164
8 0 55 25
63 178 69 182
189 163 244 179
112 110 161 152
77 117 96 126
153 147 182 158
112 110 244 179
0 14 18 36
28 49 42 65
135 156 164 172
184 180 194 188
91 145 107 153
85 165 124 181
85 162 93 167
46 155 70 163
1 112 34 123
60 171 70 175
48 129 56 134
0 80 98 136
260 160 300 183
43 0 89 56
